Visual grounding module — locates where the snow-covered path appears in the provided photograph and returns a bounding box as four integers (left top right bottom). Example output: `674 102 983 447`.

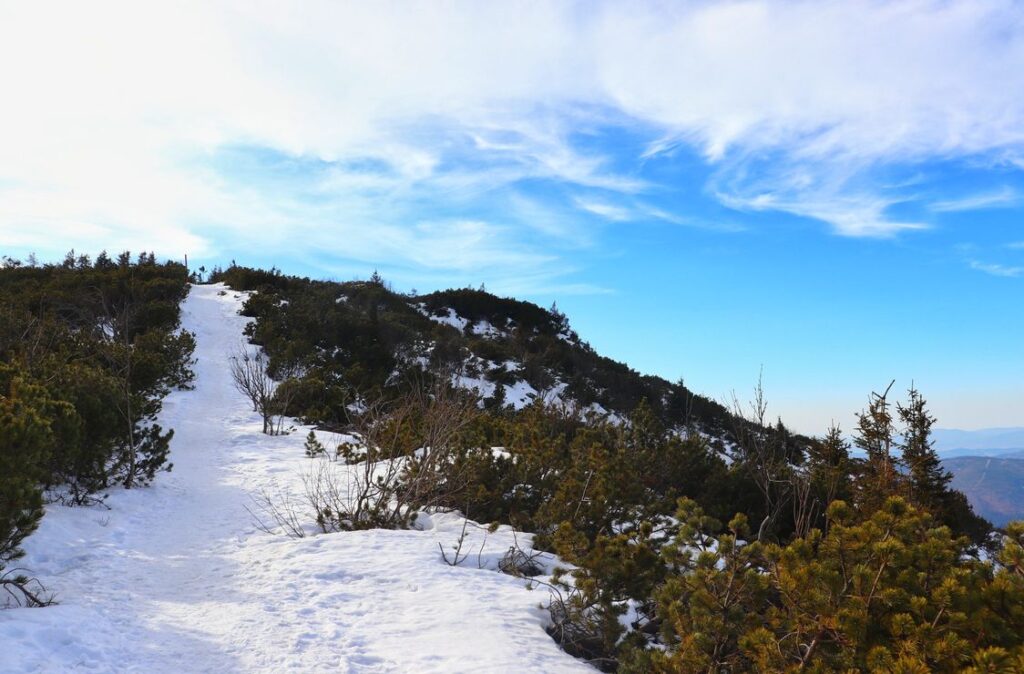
1 284 591 673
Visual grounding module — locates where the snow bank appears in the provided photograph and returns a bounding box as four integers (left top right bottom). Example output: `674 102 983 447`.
0 283 590 674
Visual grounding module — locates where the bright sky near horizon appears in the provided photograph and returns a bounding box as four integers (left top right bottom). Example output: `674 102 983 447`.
1 1 1022 434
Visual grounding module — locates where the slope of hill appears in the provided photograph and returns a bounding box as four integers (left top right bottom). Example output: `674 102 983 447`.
944 456 1024 528
0 284 588 673
210 265 794 454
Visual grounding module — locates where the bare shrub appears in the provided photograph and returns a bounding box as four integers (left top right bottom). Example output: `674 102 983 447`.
245 483 307 538
300 456 406 532
230 347 275 434
727 372 795 542
248 375 481 536
267 364 305 435
527 578 620 671
338 376 481 528
499 543 545 577
229 346 303 435
791 467 819 540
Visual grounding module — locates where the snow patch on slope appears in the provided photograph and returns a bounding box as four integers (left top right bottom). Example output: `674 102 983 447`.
412 304 508 341
469 319 505 339
414 304 468 332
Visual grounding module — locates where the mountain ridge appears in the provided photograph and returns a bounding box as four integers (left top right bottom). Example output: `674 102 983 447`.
932 427 1024 456
212 265 779 453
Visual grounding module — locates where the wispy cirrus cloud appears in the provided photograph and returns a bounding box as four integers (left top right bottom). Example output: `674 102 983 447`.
931 187 1021 212
969 260 1024 278
573 198 633 222
2 0 1024 285
708 155 928 237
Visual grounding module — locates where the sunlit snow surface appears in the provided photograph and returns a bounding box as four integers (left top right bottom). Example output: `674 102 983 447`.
0 284 591 673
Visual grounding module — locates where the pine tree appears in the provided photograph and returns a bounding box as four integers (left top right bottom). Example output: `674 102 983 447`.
897 386 990 544
626 500 768 673
94 250 114 270
627 498 1024 672
304 430 325 458
853 381 900 509
807 424 852 518
897 386 948 510
0 374 53 606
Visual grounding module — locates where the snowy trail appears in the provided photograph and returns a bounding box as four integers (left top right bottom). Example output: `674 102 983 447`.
2 284 591 674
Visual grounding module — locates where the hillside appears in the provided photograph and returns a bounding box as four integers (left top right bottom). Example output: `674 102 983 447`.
209 265 771 450
207 267 1007 543
945 456 1024 527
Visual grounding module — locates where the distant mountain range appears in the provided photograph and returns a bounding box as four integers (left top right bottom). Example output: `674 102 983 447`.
932 427 1024 527
932 427 1024 458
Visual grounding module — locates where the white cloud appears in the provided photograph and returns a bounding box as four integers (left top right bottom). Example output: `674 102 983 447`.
2 0 1024 271
969 260 1024 278
717 188 927 237
600 2 1024 162
931 187 1021 212
709 156 927 236
639 206 745 232
573 198 632 222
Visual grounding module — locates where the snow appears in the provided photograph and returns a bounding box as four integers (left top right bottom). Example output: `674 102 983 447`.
414 304 469 332
500 359 520 373
451 355 543 410
504 379 540 409
453 372 497 400
96 319 115 340
469 320 503 339
1 283 591 674
541 381 569 406
411 306 506 339
452 372 545 411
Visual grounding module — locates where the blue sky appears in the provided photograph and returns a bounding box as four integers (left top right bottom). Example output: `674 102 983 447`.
1 1 1022 433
